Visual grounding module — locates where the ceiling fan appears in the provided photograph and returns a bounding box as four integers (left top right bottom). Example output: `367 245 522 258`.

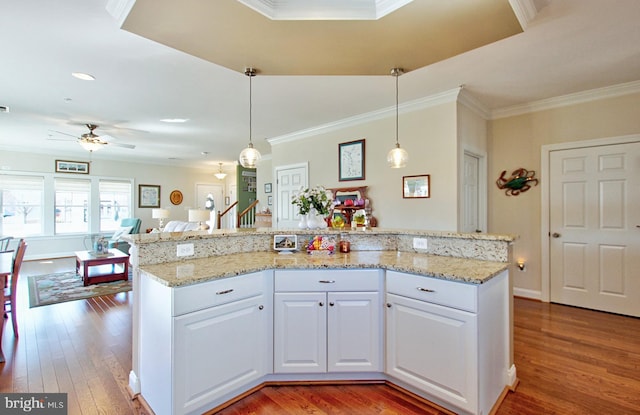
49 124 136 152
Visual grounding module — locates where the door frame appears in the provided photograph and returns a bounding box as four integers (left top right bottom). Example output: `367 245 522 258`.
274 162 309 229
540 134 640 302
460 147 487 233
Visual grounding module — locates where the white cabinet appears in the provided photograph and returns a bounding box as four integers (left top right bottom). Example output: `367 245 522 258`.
385 270 509 415
174 294 269 414
274 269 382 374
139 271 272 415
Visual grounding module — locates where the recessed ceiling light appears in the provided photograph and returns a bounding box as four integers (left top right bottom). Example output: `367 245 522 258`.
72 72 95 81
160 118 189 123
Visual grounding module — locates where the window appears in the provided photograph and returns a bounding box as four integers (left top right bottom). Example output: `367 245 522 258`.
99 180 132 231
55 178 91 234
0 174 44 236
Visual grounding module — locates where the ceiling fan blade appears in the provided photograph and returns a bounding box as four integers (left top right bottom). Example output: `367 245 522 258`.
48 129 78 138
111 142 136 149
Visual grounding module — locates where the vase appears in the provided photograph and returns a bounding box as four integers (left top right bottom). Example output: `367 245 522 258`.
306 208 325 229
298 214 308 229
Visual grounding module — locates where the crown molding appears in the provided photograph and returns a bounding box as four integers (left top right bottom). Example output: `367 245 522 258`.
508 0 538 30
491 80 640 120
458 88 491 119
105 0 137 27
268 87 461 145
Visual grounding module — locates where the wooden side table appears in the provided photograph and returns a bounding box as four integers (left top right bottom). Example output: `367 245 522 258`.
75 248 129 286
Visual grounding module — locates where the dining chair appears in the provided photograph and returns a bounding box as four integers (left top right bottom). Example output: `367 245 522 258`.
3 239 27 337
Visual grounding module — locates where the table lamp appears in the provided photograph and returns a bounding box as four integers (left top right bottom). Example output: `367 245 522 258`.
152 208 170 230
188 209 210 230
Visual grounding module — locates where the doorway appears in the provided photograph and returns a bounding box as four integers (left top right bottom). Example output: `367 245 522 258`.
542 136 640 317
274 162 308 229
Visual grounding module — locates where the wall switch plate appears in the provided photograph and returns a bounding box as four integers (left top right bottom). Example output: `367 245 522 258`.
177 243 194 257
413 238 428 250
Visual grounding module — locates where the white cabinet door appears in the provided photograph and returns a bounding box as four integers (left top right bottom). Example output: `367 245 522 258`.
327 291 381 372
274 292 327 373
174 294 269 415
386 293 478 413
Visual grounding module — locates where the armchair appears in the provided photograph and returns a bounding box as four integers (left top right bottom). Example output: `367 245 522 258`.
108 218 141 254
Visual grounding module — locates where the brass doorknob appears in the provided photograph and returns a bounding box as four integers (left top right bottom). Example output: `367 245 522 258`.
552 232 561 238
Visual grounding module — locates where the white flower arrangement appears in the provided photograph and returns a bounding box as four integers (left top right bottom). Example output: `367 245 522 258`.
291 185 334 215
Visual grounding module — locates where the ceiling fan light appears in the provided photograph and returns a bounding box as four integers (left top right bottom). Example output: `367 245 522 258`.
239 143 261 169
79 140 105 152
387 144 408 168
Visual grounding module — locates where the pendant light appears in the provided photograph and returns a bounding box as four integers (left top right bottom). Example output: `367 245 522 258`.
387 67 408 168
214 162 227 180
239 67 262 168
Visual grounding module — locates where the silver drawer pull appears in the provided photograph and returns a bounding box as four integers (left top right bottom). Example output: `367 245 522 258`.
417 287 435 293
319 280 335 284
216 289 234 295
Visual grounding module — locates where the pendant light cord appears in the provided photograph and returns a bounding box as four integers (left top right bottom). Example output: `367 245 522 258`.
249 72 253 144
395 71 399 146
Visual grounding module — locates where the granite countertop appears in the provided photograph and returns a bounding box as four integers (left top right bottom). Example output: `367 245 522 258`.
127 227 517 244
140 250 509 288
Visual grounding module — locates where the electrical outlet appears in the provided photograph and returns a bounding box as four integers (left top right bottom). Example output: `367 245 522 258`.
413 237 428 250
176 243 194 257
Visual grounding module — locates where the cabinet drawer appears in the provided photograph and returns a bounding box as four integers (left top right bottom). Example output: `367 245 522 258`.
173 271 266 316
386 271 477 313
275 269 380 292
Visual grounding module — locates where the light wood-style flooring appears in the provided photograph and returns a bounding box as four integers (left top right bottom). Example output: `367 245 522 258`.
1 258 639 414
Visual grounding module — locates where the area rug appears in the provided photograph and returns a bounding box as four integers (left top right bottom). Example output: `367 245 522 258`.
27 271 132 308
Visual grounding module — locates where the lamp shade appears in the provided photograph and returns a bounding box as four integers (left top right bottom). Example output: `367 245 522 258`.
188 209 210 223
387 144 409 168
152 208 170 219
239 143 261 168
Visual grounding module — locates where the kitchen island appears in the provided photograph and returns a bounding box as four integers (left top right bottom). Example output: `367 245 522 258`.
125 229 517 415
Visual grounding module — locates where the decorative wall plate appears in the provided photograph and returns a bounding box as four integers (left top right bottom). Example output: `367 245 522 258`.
170 190 183 205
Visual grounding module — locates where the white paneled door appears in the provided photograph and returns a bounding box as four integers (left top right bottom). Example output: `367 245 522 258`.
462 153 481 233
549 142 640 317
275 163 308 229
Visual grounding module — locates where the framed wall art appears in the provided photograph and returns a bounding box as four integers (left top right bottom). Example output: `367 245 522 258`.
403 175 430 198
169 189 183 205
55 160 89 174
264 183 272 193
338 139 365 181
139 184 161 208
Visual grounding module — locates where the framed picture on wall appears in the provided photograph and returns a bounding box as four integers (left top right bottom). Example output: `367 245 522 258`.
265 183 272 193
338 139 365 181
402 175 430 198
139 184 161 208
55 160 89 174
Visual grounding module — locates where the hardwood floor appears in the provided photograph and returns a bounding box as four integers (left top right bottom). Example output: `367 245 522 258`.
2 258 639 415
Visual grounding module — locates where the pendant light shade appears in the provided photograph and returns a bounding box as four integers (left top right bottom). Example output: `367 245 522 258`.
214 162 227 180
387 67 408 168
239 67 262 169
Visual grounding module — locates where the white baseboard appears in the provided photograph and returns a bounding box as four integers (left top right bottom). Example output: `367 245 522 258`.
513 287 541 300
129 370 141 395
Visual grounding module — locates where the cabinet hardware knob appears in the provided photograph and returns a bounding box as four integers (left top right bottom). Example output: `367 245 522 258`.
319 302 324 307
417 287 435 293
551 232 561 238
258 305 264 310
216 289 234 295
329 302 335 307
319 280 335 284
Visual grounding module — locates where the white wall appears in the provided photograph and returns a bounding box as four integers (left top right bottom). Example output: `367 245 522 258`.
488 91 640 297
271 99 460 230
